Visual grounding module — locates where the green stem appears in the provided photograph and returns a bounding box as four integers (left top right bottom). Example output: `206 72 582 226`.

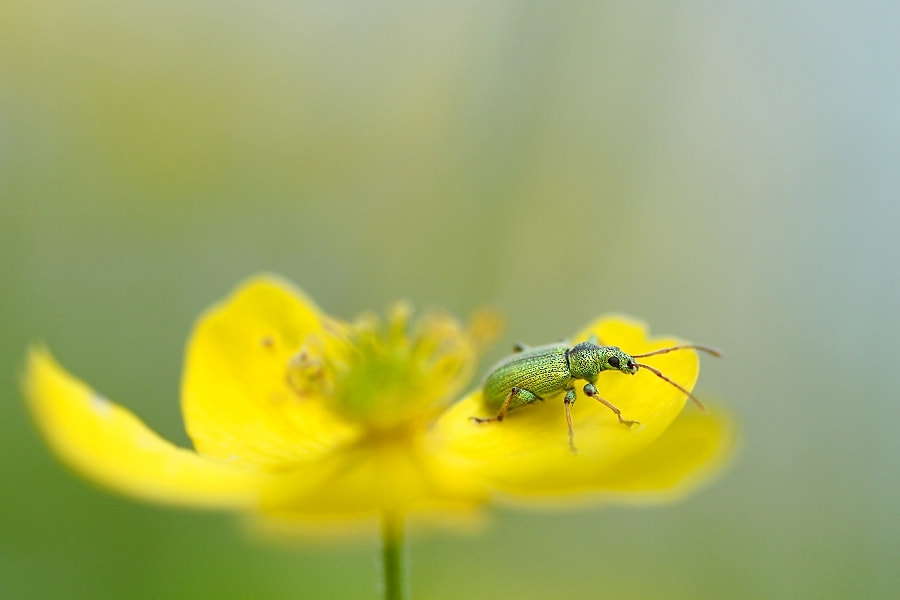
379 512 407 600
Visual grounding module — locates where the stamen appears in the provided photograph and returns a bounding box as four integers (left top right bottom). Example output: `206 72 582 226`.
306 306 484 429
388 301 413 347
467 308 504 352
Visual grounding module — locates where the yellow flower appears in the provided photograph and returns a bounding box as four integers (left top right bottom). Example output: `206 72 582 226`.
25 275 733 533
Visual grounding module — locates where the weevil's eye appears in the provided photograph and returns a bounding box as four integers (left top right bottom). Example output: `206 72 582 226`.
608 356 620 368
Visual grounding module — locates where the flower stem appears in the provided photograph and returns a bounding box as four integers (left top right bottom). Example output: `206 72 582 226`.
379 512 407 600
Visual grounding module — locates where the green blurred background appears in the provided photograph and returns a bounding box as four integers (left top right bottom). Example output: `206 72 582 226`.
2 1 898 598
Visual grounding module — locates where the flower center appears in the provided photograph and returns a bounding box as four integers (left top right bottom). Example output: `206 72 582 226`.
287 303 499 432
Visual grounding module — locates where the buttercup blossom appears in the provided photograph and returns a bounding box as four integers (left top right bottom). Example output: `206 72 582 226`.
25 275 733 533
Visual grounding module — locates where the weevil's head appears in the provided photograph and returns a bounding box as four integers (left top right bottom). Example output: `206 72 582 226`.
601 346 639 375
568 342 638 380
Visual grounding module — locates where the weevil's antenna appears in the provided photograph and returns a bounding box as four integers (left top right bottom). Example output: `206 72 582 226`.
630 344 719 410
633 362 708 411
631 344 722 359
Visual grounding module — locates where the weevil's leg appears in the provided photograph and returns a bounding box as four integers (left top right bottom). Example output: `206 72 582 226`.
512 342 530 353
470 387 540 424
563 388 578 453
587 334 607 346
588 334 597 344
583 383 639 427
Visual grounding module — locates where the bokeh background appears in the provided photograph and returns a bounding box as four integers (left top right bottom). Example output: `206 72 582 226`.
2 1 898 598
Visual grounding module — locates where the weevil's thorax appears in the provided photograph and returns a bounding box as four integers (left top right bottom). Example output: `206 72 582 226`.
567 342 603 381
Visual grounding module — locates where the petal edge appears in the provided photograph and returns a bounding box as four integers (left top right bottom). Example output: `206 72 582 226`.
25 347 267 509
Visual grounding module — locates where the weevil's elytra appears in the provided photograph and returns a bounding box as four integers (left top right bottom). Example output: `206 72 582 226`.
470 338 720 452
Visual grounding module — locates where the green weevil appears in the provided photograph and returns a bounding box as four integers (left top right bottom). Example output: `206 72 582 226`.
471 336 720 452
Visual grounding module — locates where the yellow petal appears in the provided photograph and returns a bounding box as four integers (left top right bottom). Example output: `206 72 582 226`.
181 275 360 467
258 436 487 520
430 317 705 495
568 408 736 504
24 347 266 508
